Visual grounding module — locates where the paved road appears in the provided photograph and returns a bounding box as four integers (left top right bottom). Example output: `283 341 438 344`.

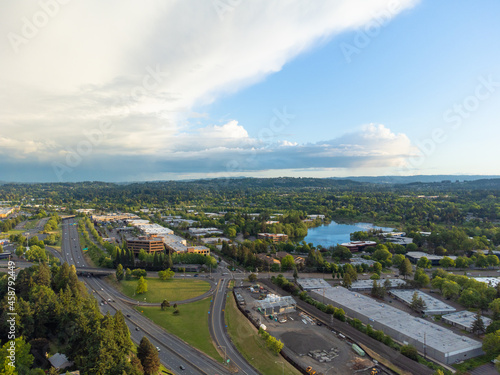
61 217 231 375
209 278 260 375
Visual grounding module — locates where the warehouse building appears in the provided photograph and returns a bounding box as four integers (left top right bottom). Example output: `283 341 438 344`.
309 285 483 364
297 278 331 290
442 311 492 333
254 295 296 315
350 278 407 292
389 290 456 315
405 251 456 266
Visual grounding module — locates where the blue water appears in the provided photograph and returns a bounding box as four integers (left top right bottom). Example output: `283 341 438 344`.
303 221 394 248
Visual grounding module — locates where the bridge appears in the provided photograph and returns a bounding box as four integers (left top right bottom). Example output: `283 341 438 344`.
75 267 114 276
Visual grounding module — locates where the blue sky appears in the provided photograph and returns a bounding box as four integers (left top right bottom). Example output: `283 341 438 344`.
0 0 499 182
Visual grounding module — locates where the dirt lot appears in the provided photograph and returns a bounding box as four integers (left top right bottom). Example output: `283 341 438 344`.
238 286 387 375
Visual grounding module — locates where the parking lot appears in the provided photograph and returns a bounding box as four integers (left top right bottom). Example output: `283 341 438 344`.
236 285 386 375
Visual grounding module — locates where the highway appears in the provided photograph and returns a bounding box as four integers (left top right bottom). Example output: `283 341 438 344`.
61 218 231 375
209 278 260 375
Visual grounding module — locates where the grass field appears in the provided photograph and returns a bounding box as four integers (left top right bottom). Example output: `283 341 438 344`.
0 229 24 239
225 293 301 375
24 219 40 230
119 277 210 303
137 298 222 362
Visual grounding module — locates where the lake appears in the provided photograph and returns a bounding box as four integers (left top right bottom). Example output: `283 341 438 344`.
303 221 394 248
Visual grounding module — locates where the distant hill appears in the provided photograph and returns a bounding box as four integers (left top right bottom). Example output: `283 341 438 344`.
335 175 500 184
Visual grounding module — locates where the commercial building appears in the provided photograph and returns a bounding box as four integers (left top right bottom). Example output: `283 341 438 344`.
254 295 296 315
389 290 456 315
308 284 483 364
187 246 210 255
257 233 289 243
92 213 139 222
405 252 457 266
442 311 492 333
201 237 231 245
126 236 165 254
297 278 331 290
474 277 500 288
340 241 377 252
350 258 377 267
0 207 15 218
349 278 406 292
188 227 224 237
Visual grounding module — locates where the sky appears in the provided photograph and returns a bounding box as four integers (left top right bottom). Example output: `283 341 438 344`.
0 0 499 182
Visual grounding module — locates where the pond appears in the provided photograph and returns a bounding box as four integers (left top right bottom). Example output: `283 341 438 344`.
303 221 394 248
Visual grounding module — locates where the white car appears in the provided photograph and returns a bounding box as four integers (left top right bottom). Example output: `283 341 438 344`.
156 347 160 352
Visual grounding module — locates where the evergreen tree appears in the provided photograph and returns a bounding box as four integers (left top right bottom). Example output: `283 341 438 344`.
399 258 413 279
136 276 148 295
116 264 124 281
137 337 160 375
35 262 51 287
472 311 486 336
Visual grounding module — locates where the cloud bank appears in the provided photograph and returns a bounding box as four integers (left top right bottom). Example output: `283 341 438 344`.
0 0 419 181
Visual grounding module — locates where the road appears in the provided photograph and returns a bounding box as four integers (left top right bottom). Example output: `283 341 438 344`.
209 278 260 375
61 218 231 375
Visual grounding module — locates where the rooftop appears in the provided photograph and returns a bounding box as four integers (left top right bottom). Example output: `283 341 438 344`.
350 278 406 290
297 278 331 290
389 289 456 314
406 251 457 261
442 311 492 329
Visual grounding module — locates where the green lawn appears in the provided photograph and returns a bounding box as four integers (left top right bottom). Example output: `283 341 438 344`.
24 219 41 230
137 298 222 362
119 278 210 303
225 293 301 375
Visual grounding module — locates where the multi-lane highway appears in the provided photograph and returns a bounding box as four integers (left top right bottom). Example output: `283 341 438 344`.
61 218 231 375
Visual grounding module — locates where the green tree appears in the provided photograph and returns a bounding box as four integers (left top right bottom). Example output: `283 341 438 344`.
471 311 486 336
125 268 132 280
161 299 170 310
483 330 500 356
136 276 148 295
15 245 25 258
442 280 460 299
392 254 405 267
116 264 124 281
373 262 382 275
248 273 257 282
410 291 426 312
280 255 295 271
158 268 175 280
458 288 482 308
0 337 34 375
137 337 160 375
414 268 430 288
489 299 500 320
400 344 418 360
343 273 352 289
439 256 455 268
399 258 413 279
372 247 392 263
417 256 431 269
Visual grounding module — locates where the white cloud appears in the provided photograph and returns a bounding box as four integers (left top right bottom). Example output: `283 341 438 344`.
0 0 420 180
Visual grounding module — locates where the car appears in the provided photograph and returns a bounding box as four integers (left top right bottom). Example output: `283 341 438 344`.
135 327 139 331
126 314 131 318
108 299 111 302
179 365 185 370
156 347 160 352
101 288 103 291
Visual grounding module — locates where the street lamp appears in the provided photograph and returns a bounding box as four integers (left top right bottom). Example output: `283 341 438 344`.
275 361 284 375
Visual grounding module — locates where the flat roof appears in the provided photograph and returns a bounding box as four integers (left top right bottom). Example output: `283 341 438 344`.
350 278 406 290
473 277 500 287
406 251 457 261
314 285 481 356
389 290 456 314
442 311 492 329
297 278 331 290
